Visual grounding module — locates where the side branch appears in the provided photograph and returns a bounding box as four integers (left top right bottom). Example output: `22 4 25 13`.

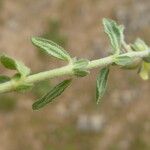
0 50 150 93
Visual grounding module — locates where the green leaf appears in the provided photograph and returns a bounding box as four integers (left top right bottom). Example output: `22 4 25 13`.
73 58 89 77
15 83 33 92
32 79 72 110
12 73 22 80
115 55 133 66
131 38 149 51
119 25 125 42
31 37 71 61
96 67 109 104
131 38 150 62
11 73 33 92
73 58 89 69
0 75 10 83
0 55 30 76
103 18 124 54
131 38 150 63
73 69 89 77
139 62 150 80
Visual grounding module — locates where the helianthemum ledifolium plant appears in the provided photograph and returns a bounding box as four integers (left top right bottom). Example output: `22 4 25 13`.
0 18 150 110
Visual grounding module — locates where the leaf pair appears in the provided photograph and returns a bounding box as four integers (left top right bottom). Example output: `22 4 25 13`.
103 18 124 54
96 67 109 104
32 79 72 110
131 38 149 51
11 73 33 92
131 38 150 62
131 38 150 80
31 37 71 61
0 55 32 92
0 55 30 77
73 58 89 77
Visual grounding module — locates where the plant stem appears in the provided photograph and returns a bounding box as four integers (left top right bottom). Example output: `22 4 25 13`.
122 41 132 52
0 50 150 93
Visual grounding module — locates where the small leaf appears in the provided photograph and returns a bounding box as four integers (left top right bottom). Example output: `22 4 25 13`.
73 69 89 77
131 38 150 62
12 73 22 80
73 58 89 69
0 75 10 83
15 83 33 92
115 55 133 66
0 55 30 76
139 62 150 80
131 38 149 51
73 58 89 77
31 37 71 61
103 18 124 54
11 73 33 92
96 67 109 104
32 79 72 110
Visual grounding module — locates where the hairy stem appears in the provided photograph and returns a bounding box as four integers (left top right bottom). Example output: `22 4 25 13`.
0 50 150 93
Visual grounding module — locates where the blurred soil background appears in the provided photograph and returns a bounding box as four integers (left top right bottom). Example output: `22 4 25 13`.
0 0 150 150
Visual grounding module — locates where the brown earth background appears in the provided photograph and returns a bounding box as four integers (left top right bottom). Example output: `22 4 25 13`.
0 0 150 150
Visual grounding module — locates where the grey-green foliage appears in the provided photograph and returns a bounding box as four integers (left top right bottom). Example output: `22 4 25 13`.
0 75 10 83
131 38 149 51
96 67 109 104
0 55 30 77
32 79 72 110
11 73 33 92
31 37 71 61
103 18 124 54
131 38 150 80
73 58 89 77
1 18 150 110
114 55 133 66
131 38 150 62
15 83 33 92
